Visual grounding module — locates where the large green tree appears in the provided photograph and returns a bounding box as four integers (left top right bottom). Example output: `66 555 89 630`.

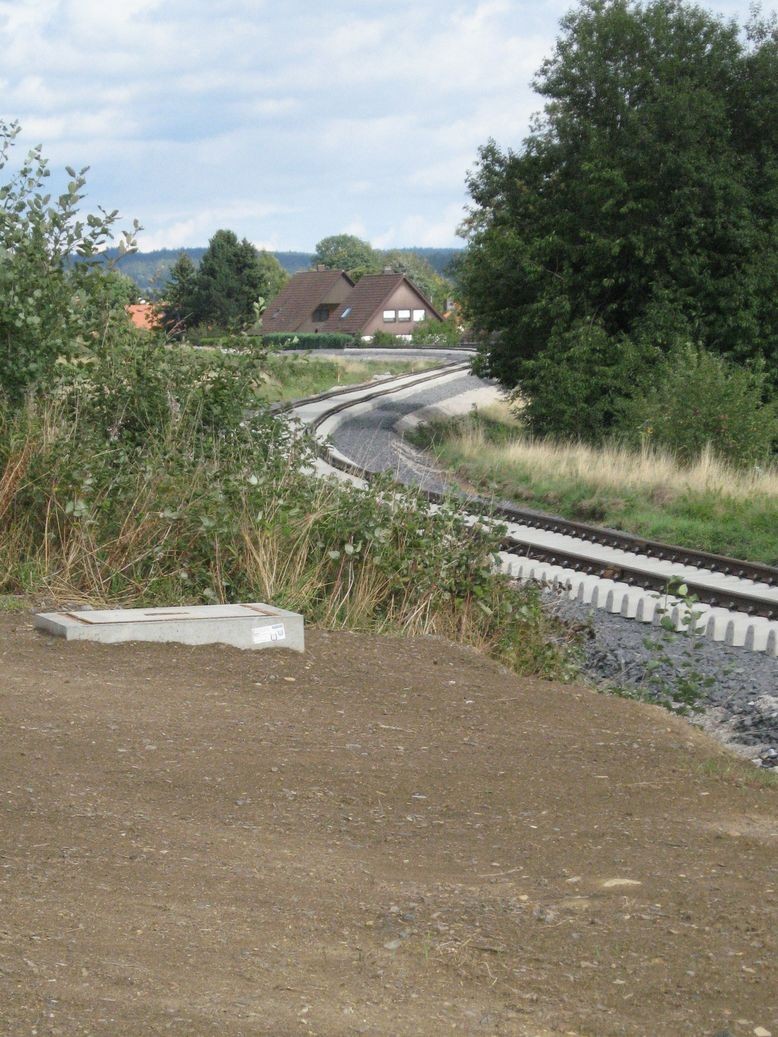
459 0 778 434
188 230 287 329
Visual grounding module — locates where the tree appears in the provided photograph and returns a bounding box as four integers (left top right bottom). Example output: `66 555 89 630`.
254 248 288 310
159 252 198 336
312 234 379 281
188 230 286 329
459 1 778 436
0 120 140 401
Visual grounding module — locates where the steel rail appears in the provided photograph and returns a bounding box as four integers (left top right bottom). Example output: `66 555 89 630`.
299 368 778 622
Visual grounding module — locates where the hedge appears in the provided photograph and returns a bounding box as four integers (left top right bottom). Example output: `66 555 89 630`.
262 332 356 350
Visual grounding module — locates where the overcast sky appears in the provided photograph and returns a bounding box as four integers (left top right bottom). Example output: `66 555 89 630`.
0 0 757 252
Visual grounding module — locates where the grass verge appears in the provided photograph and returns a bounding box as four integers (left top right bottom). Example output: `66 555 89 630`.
409 403 778 565
0 346 577 682
256 354 438 404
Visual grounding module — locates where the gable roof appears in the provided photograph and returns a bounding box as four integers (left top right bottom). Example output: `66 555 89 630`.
261 269 354 333
332 273 443 334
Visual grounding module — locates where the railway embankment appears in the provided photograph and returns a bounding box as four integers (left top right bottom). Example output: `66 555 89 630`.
299 364 778 764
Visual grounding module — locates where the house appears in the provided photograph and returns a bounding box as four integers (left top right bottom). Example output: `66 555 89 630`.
260 268 354 334
260 268 443 339
330 272 442 338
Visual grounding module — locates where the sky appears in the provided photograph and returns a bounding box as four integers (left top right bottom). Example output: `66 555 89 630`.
0 0 758 253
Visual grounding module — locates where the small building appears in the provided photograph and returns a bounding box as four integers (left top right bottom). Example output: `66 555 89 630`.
260 268 443 339
260 268 355 334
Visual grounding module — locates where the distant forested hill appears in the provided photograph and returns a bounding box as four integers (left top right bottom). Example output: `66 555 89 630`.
103 246 461 297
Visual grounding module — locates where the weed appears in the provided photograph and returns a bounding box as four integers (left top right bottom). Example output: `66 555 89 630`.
697 757 778 789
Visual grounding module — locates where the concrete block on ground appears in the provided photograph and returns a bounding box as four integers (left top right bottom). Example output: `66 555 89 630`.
34 603 305 652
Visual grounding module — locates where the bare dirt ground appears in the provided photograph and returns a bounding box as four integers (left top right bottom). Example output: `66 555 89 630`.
0 610 776 1037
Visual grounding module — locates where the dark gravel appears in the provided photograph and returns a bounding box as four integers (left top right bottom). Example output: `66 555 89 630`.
548 593 778 765
331 373 778 765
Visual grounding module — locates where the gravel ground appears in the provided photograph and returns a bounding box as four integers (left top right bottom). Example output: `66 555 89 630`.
331 374 778 764
548 592 778 766
2 615 777 1036
285 347 474 363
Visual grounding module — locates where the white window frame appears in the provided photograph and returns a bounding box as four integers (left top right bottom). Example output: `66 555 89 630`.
413 308 425 322
383 309 396 322
397 308 411 322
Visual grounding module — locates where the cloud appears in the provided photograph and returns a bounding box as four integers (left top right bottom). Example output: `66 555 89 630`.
2 0 749 250
137 199 296 251
372 203 467 249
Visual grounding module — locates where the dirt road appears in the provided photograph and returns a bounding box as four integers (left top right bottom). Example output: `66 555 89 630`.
0 611 775 1035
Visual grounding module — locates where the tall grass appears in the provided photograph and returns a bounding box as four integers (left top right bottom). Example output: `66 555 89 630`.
412 403 778 564
0 373 574 680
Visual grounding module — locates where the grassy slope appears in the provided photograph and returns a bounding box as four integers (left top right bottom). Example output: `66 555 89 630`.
410 405 778 565
254 354 437 403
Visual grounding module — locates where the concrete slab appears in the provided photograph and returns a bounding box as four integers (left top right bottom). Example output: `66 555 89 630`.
34 603 304 652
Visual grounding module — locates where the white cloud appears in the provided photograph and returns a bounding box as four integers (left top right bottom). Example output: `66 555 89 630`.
138 199 296 250
2 0 754 250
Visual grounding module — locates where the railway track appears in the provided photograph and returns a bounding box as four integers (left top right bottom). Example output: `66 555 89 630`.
290 362 778 657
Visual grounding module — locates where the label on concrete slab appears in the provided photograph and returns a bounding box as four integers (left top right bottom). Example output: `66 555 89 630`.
252 623 286 644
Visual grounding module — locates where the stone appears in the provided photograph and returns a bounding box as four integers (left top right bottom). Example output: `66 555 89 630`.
34 603 304 652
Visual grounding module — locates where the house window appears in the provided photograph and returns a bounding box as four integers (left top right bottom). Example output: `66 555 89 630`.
383 310 396 322
313 304 331 322
397 308 411 321
413 309 425 322
340 306 352 318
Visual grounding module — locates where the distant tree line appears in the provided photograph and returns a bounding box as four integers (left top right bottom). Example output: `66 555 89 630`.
102 244 461 298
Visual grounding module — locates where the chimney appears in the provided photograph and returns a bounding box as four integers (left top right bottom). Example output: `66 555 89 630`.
316 264 327 271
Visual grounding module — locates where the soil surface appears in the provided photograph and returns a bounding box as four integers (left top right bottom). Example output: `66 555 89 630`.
0 611 776 1037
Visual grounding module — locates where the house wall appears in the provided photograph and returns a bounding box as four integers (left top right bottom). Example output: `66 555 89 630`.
297 277 354 333
362 283 439 336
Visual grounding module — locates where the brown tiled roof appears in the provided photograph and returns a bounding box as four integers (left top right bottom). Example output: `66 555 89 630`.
126 303 160 330
331 274 443 334
261 270 354 333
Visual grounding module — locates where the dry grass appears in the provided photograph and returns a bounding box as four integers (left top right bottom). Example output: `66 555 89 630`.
456 402 778 502
0 398 572 679
412 402 778 562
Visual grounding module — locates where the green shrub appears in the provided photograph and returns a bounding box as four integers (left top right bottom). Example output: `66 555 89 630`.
50 340 268 449
0 345 574 680
0 120 140 402
411 317 462 346
367 329 402 347
261 332 356 350
620 344 778 465
517 321 659 442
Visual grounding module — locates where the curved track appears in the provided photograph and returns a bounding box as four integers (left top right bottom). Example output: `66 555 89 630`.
290 362 778 656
